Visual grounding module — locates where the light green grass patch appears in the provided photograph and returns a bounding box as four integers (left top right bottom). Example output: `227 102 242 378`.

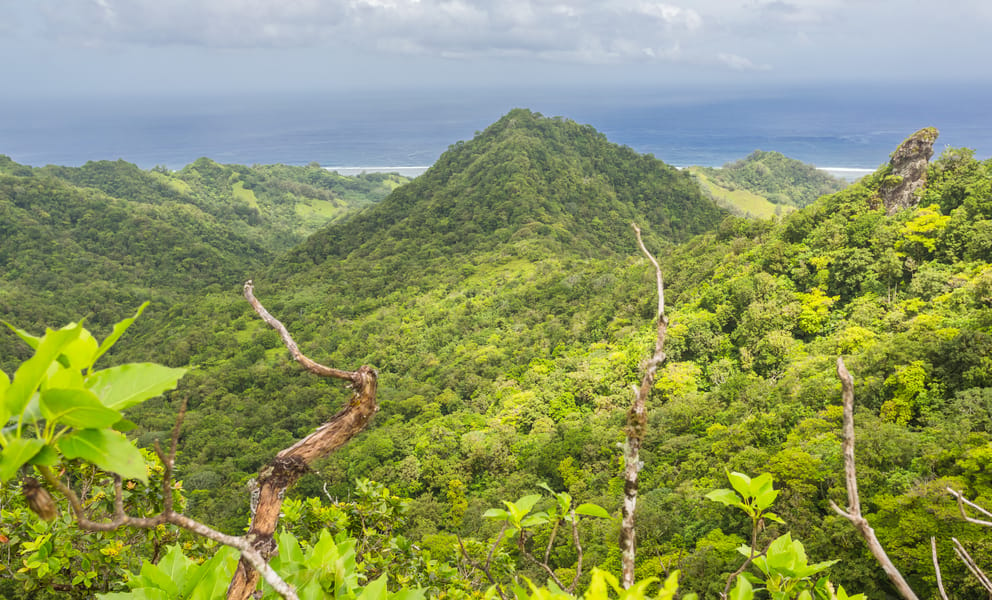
690 168 791 219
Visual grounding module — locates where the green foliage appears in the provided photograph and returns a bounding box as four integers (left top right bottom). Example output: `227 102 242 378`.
694 151 847 210
0 307 186 484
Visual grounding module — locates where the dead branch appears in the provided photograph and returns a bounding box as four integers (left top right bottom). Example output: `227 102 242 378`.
948 487 992 527
952 537 992 594
829 357 920 600
228 280 379 600
620 224 669 589
568 508 583 592
932 538 949 600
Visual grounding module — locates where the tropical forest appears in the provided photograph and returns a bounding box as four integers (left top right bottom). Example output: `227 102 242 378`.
2 109 992 600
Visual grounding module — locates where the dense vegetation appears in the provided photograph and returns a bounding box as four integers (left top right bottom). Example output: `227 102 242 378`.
692 151 847 216
0 155 405 370
2 111 992 599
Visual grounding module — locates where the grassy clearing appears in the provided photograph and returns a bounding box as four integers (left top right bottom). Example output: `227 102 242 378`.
689 168 791 219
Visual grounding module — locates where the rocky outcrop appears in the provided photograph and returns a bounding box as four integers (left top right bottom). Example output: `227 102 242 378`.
879 127 938 215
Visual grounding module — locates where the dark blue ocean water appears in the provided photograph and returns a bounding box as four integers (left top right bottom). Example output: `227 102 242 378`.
1 83 990 173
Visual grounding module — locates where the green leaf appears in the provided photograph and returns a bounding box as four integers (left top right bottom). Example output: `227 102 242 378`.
728 574 754 600
41 389 123 429
91 302 149 371
58 429 148 483
482 508 510 520
512 494 542 517
356 573 388 600
764 512 786 524
113 419 138 432
0 437 45 481
58 328 99 371
520 511 550 528
727 471 752 500
6 325 82 420
86 363 187 411
705 488 745 509
2 321 41 350
575 503 612 519
188 546 239 600
27 444 59 466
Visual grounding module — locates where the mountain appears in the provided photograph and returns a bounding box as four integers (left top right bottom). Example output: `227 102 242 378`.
691 150 847 216
6 111 992 598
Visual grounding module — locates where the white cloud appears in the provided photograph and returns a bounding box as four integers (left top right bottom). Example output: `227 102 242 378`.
717 52 769 71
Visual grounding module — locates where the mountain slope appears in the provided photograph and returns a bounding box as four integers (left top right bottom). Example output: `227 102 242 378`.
288 109 725 271
693 150 847 212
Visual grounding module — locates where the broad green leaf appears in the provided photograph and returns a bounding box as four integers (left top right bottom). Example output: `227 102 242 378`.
137 554 180 597
58 429 148 483
188 546 239 600
44 366 85 391
751 473 779 511
520 511 550 528
0 437 45 481
41 388 123 429
99 590 170 600
482 508 510 520
356 573 388 600
0 369 9 407
28 444 59 466
575 503 612 519
113 419 138 432
512 494 542 519
86 363 187 410
728 574 754 600
727 471 752 500
2 321 41 350
58 328 99 371
157 544 193 593
705 488 745 509
91 302 149 370
6 325 82 419
764 511 786 524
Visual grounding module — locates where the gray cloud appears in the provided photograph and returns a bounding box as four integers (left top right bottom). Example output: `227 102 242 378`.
31 0 728 65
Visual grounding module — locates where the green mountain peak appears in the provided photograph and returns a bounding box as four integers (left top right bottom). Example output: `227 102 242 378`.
290 109 726 269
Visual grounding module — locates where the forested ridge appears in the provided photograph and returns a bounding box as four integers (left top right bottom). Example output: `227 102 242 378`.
2 112 992 599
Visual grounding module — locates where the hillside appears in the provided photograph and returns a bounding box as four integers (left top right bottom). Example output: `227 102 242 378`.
0 155 404 369
3 115 992 598
692 150 847 215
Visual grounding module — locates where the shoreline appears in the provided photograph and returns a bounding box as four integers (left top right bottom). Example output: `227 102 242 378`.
324 165 876 182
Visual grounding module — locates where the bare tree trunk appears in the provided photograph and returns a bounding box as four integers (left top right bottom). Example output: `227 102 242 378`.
227 281 379 600
620 225 668 589
830 357 919 600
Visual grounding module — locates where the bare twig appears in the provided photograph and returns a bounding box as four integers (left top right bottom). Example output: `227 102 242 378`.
952 537 992 593
457 533 507 600
228 280 379 600
932 537 949 600
948 487 992 527
830 357 920 600
518 530 566 589
621 224 669 589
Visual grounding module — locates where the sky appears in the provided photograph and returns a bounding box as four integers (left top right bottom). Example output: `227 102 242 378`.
3 0 992 98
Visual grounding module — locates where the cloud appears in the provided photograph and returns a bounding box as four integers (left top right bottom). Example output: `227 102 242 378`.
29 0 724 65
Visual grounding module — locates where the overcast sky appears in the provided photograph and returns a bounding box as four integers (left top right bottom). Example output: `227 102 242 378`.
3 0 991 97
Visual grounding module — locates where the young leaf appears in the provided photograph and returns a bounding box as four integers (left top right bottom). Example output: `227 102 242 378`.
90 302 149 371
574 503 612 519
482 508 510 520
86 363 187 411
58 429 148 483
727 471 753 500
2 321 41 350
40 388 123 430
0 437 45 482
520 511 550 528
513 494 542 515
5 325 82 419
705 488 745 509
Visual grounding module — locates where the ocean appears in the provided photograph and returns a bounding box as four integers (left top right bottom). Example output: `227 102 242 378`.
2 83 990 178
